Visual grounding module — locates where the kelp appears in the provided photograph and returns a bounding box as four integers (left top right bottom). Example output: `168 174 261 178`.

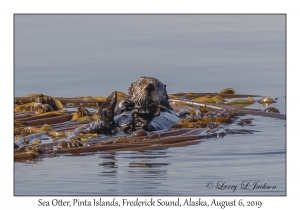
14 125 260 159
21 126 50 134
210 95 226 103
172 117 232 130
264 107 280 113
192 96 215 103
258 97 277 104
71 108 91 121
14 90 285 161
236 118 253 126
15 111 69 122
14 102 35 112
50 96 64 110
220 88 236 94
167 94 179 99
229 96 255 105
76 116 92 122
22 93 64 110
171 92 262 99
78 133 98 138
14 91 262 107
15 113 73 127
169 99 285 120
48 131 67 138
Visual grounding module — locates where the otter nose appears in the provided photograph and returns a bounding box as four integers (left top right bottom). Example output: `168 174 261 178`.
145 83 155 92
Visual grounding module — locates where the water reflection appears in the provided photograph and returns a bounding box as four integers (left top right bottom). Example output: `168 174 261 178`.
124 150 169 183
129 162 169 167
98 153 118 175
14 158 41 164
96 149 170 185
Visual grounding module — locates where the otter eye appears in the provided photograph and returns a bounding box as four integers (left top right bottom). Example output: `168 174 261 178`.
157 83 159 87
139 82 142 86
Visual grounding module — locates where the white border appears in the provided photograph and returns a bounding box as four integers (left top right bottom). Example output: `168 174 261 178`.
3 1 296 209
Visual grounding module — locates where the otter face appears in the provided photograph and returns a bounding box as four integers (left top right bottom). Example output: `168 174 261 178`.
129 77 168 107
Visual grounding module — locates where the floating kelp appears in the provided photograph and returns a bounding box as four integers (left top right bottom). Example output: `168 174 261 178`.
192 96 215 103
31 140 42 145
15 91 263 107
179 92 199 100
167 94 179 99
168 99 285 120
236 118 253 126
24 93 41 97
117 91 127 98
210 95 226 103
21 127 49 135
185 92 198 97
229 96 255 104
91 114 99 121
71 107 91 121
220 88 236 94
172 117 232 130
264 107 280 113
76 116 91 122
15 111 67 122
92 97 107 102
48 131 67 138
177 108 199 118
78 133 98 138
34 94 63 110
40 124 51 131
14 91 285 161
56 141 69 150
258 97 277 104
14 135 23 142
14 125 263 160
14 132 49 148
49 96 64 110
15 112 73 127
14 102 35 112
14 146 40 159
228 96 255 107
67 138 84 148
82 96 95 101
15 94 64 112
200 105 208 114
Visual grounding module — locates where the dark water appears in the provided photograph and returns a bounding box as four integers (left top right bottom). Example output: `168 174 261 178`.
14 14 286 196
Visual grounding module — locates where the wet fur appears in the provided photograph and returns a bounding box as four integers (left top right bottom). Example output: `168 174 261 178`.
75 77 177 134
127 76 172 110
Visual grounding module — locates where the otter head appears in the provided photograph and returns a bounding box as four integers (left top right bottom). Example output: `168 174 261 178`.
128 77 171 109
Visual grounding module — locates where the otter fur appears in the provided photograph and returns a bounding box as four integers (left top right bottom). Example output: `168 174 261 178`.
127 76 172 109
75 77 179 134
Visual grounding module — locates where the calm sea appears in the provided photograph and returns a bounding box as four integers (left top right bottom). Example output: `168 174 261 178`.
14 14 286 196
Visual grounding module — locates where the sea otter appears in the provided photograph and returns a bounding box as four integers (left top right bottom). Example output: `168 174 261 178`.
75 77 180 135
